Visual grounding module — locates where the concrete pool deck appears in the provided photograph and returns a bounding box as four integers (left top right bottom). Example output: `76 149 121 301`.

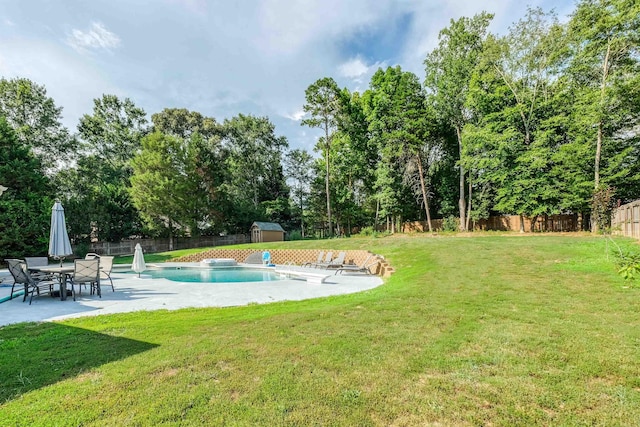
0 265 383 326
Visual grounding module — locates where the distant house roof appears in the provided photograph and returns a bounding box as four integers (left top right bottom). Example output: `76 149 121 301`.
251 222 285 232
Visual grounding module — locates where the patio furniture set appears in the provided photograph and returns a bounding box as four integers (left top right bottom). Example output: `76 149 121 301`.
3 254 114 305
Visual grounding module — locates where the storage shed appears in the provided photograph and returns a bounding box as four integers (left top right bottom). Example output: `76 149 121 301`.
250 222 285 243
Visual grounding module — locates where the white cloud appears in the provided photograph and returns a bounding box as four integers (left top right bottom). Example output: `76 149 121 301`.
66 22 121 54
338 57 369 78
282 110 306 121
4 19 16 26
0 39 120 130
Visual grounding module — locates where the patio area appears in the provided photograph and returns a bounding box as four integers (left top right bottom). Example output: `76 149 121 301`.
0 266 383 326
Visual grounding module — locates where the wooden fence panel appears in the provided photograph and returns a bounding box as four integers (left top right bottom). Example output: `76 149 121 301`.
403 214 578 233
79 234 250 256
613 199 640 239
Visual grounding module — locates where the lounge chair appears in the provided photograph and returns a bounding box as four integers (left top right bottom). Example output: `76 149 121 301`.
334 255 379 275
244 252 263 264
321 251 346 269
67 259 101 300
302 251 324 267
6 259 58 304
311 251 333 268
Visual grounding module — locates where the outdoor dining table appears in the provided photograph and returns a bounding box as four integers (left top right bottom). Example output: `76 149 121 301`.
28 264 74 301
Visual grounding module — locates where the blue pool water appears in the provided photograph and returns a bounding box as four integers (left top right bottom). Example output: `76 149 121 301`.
129 267 280 283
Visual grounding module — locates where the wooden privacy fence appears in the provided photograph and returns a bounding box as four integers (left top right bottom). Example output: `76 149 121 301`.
79 234 250 256
612 199 640 239
402 214 580 233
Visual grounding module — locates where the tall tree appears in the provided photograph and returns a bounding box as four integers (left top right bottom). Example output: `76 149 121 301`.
364 66 435 231
220 114 289 232
424 12 493 231
301 77 341 237
0 77 74 173
129 131 201 249
568 0 640 192
464 9 566 230
78 94 148 168
0 117 52 259
64 95 149 241
285 149 314 237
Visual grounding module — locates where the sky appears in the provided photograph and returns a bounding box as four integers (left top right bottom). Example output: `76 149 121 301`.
0 0 575 153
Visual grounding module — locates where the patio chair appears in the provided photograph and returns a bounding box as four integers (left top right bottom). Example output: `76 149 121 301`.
67 258 101 301
310 251 333 268
243 252 263 264
99 256 115 291
321 251 347 269
24 256 54 281
6 259 57 304
302 251 324 267
334 254 380 275
85 253 115 291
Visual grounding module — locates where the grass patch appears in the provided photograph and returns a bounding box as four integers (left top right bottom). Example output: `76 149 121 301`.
2 234 640 425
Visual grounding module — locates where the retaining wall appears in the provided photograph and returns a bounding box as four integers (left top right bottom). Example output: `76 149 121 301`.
172 249 394 277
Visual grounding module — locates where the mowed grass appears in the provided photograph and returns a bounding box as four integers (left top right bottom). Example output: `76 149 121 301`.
1 234 639 426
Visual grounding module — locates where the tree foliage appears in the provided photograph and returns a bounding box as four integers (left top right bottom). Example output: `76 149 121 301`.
425 13 494 230
0 77 74 173
0 117 52 259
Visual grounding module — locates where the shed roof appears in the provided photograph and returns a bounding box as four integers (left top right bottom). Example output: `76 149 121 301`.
251 221 285 232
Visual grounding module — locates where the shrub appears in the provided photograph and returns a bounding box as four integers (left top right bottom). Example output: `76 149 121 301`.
615 250 640 286
359 226 375 236
442 216 459 232
288 230 302 241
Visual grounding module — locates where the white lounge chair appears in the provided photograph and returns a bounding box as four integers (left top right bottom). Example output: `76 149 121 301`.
322 252 346 269
302 251 324 267
334 255 379 275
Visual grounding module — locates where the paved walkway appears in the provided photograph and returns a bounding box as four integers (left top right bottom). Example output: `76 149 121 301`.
0 265 383 326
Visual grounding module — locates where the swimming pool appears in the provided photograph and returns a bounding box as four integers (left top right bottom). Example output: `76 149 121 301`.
127 266 281 283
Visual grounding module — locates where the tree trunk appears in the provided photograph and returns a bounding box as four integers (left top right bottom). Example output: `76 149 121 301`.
593 41 611 233
519 214 525 233
466 173 472 231
325 143 332 238
168 220 174 251
578 212 583 231
323 120 333 238
456 125 466 231
415 154 433 232
530 215 538 232
300 195 305 238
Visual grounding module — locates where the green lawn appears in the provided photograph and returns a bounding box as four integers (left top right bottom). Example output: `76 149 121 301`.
1 234 639 426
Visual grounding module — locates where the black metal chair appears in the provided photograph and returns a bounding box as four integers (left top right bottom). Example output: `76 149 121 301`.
6 259 57 304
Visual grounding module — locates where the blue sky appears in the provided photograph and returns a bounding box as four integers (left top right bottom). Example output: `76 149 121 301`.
0 0 575 153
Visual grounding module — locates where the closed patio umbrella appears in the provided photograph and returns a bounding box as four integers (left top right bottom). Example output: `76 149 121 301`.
132 243 146 278
48 201 73 266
